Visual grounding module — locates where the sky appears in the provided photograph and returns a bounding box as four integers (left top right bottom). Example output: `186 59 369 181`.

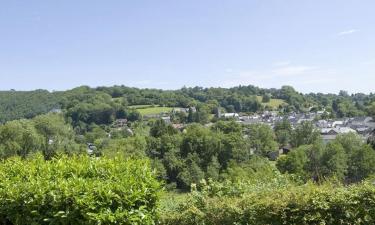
0 0 374 94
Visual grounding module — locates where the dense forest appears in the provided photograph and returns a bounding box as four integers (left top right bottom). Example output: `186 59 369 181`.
0 84 375 224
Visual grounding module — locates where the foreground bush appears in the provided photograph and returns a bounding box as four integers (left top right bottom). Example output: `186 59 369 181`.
0 155 160 225
161 181 375 225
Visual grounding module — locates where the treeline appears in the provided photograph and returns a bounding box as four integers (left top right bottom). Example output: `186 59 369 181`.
277 132 375 183
0 90 60 123
1 85 374 126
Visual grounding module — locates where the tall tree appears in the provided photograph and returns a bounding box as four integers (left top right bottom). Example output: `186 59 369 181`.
290 121 320 148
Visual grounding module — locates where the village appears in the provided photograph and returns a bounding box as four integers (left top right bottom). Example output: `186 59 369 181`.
141 107 375 144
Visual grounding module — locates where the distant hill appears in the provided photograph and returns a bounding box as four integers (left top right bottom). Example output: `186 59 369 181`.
0 90 61 123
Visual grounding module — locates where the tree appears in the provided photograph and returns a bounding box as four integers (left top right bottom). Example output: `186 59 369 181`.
368 131 375 149
333 133 363 154
320 142 348 181
177 154 205 189
101 135 147 158
246 124 278 156
211 120 242 134
347 144 375 183
274 119 292 146
276 145 308 179
206 156 220 181
187 108 194 123
262 94 271 103
149 119 177 138
0 120 43 159
33 113 80 159
304 141 324 182
290 121 320 148
368 102 375 118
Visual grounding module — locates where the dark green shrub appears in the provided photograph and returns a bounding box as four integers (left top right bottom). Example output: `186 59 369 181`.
0 154 160 225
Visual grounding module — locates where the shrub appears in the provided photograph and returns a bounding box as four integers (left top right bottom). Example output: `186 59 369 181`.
161 181 375 225
0 154 160 225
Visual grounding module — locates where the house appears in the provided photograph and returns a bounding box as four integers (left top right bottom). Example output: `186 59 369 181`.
297 118 313 124
223 113 240 118
173 107 197 114
321 127 356 143
239 116 262 125
350 117 373 126
332 120 346 128
316 120 329 128
161 116 171 124
49 108 62 113
113 119 128 128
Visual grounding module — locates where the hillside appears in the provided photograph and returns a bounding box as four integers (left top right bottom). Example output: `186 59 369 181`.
0 90 61 123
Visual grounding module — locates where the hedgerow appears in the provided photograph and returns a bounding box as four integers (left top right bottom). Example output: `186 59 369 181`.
161 180 375 225
0 154 160 225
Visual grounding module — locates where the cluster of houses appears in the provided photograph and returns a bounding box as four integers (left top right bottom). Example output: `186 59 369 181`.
318 117 375 143
145 107 375 145
217 110 375 143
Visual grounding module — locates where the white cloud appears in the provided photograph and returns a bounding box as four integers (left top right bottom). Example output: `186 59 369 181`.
337 29 359 36
272 65 316 76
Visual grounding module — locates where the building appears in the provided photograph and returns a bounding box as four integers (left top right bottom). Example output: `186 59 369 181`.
113 119 128 128
222 113 240 118
321 127 356 143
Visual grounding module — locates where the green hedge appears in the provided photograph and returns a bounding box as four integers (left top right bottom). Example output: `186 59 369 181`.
161 182 375 225
0 155 160 225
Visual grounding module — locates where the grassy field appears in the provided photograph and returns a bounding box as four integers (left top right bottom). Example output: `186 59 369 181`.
128 104 158 109
256 96 287 109
132 105 173 115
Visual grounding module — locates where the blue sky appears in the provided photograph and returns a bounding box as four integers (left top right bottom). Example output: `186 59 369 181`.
0 0 374 93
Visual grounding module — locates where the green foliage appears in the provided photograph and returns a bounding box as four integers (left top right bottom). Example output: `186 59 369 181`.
0 155 160 225
101 135 148 158
278 133 375 183
149 119 177 138
261 94 271 103
33 113 81 159
0 114 81 159
276 146 309 179
161 181 375 225
290 121 321 147
274 119 292 147
368 102 375 117
245 124 278 156
320 142 348 181
0 90 60 124
145 122 251 190
0 120 43 159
